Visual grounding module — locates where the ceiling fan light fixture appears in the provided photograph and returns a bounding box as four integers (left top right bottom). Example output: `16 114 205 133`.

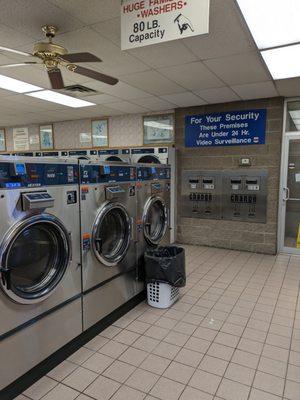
0 74 42 93
26 89 96 108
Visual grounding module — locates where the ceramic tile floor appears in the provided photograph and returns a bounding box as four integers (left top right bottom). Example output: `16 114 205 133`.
17 245 300 400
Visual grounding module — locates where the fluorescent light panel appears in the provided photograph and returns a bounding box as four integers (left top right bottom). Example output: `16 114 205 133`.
27 90 96 108
261 44 300 79
0 46 30 56
237 0 300 49
0 74 42 93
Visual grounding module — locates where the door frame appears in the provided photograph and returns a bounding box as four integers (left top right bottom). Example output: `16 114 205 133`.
278 97 300 254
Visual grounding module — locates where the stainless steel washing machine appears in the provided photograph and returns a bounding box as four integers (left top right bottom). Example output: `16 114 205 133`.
98 149 131 163
0 158 82 391
136 164 171 276
79 161 140 330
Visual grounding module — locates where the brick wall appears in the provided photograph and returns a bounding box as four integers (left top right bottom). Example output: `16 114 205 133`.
175 97 284 255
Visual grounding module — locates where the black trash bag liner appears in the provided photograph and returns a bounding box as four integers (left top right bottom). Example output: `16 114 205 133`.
144 246 186 287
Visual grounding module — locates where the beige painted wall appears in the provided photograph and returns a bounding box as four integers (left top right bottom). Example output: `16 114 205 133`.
2 111 173 152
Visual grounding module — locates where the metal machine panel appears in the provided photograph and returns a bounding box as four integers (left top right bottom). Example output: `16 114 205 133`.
222 169 268 223
181 170 222 219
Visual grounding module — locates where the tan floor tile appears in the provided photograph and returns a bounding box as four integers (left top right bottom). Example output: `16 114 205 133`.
192 327 217 341
98 340 128 359
179 386 213 400
248 388 282 400
258 357 287 378
262 344 289 363
119 347 148 367
284 379 300 400
221 322 244 337
163 309 186 321
63 366 98 392
266 333 291 349
152 341 181 359
242 327 267 343
184 337 211 353
82 352 114 374
217 378 250 400
289 351 300 367
287 364 300 383
163 361 195 384
237 338 263 356
132 336 160 352
164 331 190 347
14 396 29 400
126 369 159 393
207 343 234 361
103 360 136 383
214 332 240 348
110 385 146 400
47 361 78 381
140 354 171 375
174 348 203 367
84 375 120 399
189 369 221 395
145 325 170 340
225 363 255 386
100 326 123 339
68 347 95 365
150 377 185 400
40 384 79 400
173 321 196 335
114 329 141 345
181 313 204 326
200 318 223 331
126 320 152 334
23 377 58 400
84 335 109 351
253 371 284 397
199 355 228 376
155 317 178 330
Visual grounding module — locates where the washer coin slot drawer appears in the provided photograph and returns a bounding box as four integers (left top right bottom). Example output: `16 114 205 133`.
22 192 55 210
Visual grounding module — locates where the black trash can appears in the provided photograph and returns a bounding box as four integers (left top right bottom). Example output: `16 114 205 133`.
144 246 186 308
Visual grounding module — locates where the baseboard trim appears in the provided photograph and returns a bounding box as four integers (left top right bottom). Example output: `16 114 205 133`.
1 290 146 400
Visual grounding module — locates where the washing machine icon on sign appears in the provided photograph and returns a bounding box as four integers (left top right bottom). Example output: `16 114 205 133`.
174 14 195 35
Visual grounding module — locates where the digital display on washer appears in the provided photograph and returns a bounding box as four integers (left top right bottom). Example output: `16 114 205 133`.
14 163 27 176
104 165 111 174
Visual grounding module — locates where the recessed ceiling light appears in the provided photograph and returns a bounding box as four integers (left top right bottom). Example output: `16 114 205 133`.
261 44 300 80
27 90 96 108
237 0 300 49
0 74 42 93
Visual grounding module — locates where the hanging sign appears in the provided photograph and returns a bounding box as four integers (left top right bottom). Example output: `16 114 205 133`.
121 0 210 50
13 127 29 151
185 109 267 148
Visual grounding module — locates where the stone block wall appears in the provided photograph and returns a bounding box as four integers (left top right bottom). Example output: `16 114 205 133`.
175 97 284 255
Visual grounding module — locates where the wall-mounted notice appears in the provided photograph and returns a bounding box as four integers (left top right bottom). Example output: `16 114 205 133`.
185 109 267 148
121 0 210 50
13 127 29 151
80 132 92 143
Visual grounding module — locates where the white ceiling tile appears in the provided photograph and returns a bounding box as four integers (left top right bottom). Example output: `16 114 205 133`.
120 70 184 96
127 41 197 69
183 0 255 60
107 101 150 114
194 86 240 103
130 96 175 111
275 77 300 97
204 52 270 85
231 81 278 100
0 24 35 48
92 18 120 46
48 0 120 25
82 80 152 100
0 0 84 39
161 92 206 107
158 61 223 91
2 93 69 111
75 93 118 105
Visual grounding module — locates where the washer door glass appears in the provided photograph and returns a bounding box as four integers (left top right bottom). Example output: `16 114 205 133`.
138 155 161 164
143 197 167 245
0 216 70 303
93 204 131 266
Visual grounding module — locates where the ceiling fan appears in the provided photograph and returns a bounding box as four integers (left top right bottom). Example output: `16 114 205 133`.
0 25 119 89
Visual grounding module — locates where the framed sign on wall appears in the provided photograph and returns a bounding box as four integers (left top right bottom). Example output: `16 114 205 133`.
0 128 6 151
143 114 174 144
92 119 109 147
40 125 54 150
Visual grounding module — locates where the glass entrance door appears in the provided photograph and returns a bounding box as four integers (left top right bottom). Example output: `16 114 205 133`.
280 133 300 253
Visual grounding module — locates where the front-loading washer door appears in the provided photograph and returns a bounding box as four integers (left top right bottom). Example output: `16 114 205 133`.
138 155 161 164
0 214 71 304
92 202 131 267
143 196 168 246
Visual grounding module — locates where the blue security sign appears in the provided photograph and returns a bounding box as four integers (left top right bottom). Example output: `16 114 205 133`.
185 109 267 148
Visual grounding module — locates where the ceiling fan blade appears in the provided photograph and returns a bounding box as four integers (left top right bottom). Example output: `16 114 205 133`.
69 65 118 86
0 46 32 57
61 52 102 63
0 62 38 68
48 68 64 89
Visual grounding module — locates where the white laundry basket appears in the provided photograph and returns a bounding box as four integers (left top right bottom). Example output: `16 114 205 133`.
147 282 180 309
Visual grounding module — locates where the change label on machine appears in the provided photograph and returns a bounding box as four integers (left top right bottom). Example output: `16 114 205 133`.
121 0 210 49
